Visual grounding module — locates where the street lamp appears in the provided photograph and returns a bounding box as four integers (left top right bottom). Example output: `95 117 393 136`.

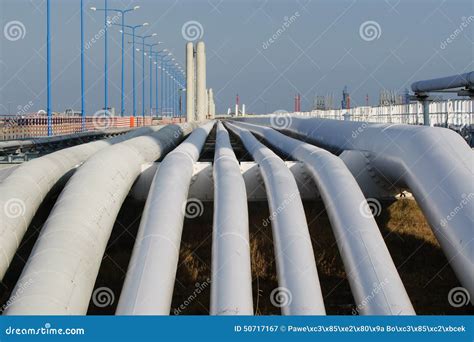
126 32 157 119
90 4 140 116
46 0 52 136
116 23 148 117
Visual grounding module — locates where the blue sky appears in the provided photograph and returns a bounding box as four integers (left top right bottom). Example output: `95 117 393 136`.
0 0 472 115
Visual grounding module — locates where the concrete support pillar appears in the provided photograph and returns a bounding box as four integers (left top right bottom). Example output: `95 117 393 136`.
208 88 215 119
186 42 195 123
196 41 207 122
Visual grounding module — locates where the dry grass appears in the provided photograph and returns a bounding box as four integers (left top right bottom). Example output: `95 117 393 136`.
1 197 471 316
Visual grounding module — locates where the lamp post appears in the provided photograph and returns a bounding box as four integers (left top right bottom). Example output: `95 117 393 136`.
90 5 140 116
46 0 52 136
80 0 85 131
150 50 167 116
144 43 162 116
125 32 157 120
116 23 148 117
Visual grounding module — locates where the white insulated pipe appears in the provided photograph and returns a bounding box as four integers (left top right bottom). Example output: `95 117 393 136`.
116 121 215 315
231 121 415 315
238 116 474 301
4 125 189 315
186 42 195 123
195 41 207 122
225 122 326 315
0 126 159 281
210 122 253 315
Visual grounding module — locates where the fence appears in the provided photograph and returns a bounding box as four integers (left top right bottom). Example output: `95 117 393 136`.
0 115 154 141
295 99 473 128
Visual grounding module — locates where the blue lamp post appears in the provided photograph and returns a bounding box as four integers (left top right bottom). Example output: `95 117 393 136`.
144 43 162 116
117 23 148 117
90 5 140 116
124 32 156 120
46 0 52 136
80 0 85 131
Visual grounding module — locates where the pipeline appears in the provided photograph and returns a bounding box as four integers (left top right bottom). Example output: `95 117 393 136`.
116 121 215 315
210 122 253 315
4 124 189 315
0 125 162 281
237 116 474 301
225 122 326 315
231 121 415 315
411 72 474 92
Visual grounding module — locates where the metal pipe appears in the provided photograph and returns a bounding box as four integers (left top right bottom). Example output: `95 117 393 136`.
225 122 326 315
116 121 214 315
0 126 159 281
231 121 415 315
411 72 474 92
237 116 474 301
210 122 253 315
4 125 190 315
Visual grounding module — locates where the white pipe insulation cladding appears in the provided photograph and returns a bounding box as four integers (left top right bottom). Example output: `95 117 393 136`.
237 116 474 302
4 124 191 315
225 122 326 315
0 126 162 281
210 122 253 315
116 121 215 315
231 121 415 315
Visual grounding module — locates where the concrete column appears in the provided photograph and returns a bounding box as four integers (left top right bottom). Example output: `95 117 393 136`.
208 88 216 119
196 41 207 121
186 42 195 123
